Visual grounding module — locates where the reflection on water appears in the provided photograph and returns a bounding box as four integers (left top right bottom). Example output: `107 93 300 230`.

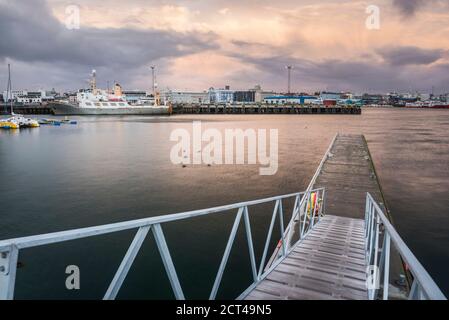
0 108 448 298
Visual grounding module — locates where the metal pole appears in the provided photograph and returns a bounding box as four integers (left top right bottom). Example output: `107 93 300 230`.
286 66 292 94
151 66 155 97
8 64 13 114
383 233 391 300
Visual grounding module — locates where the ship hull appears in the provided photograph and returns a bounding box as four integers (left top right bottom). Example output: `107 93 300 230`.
428 105 449 109
49 102 170 115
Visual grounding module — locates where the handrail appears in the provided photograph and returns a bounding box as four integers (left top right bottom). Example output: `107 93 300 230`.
365 193 446 300
0 190 309 251
284 133 337 249
0 188 324 300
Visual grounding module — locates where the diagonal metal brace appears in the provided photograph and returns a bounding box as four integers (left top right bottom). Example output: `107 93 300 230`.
0 245 19 300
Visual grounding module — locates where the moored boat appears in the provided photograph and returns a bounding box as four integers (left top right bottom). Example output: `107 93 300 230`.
5 114 40 128
405 101 449 108
1 64 40 129
0 120 19 129
428 102 449 109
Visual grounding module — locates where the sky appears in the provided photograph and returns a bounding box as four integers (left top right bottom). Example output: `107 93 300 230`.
1 0 449 93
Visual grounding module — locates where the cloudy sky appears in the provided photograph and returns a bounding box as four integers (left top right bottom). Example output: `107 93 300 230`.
1 0 449 93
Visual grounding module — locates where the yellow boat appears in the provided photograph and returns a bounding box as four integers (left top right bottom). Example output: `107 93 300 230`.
0 121 19 129
2 115 40 128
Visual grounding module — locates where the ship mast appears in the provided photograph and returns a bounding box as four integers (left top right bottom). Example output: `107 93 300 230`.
6 64 13 115
150 66 155 97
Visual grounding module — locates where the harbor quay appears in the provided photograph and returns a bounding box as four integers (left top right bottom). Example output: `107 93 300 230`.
2 103 362 116
171 103 362 115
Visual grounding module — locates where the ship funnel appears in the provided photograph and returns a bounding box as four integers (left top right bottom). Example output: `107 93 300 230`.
114 83 123 96
90 69 97 93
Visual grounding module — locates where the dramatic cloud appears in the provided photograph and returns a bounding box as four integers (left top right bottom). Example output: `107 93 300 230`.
0 0 217 89
377 46 443 66
229 46 449 93
1 0 449 93
392 0 449 17
393 0 425 16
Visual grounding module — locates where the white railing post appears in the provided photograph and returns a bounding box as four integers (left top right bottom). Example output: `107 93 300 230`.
321 188 326 222
243 207 258 283
285 194 300 250
152 224 185 300
372 215 380 268
104 226 150 300
367 205 376 263
278 199 286 257
257 201 279 279
0 245 19 300
409 280 419 300
209 207 244 300
300 191 311 238
382 233 391 300
364 193 370 235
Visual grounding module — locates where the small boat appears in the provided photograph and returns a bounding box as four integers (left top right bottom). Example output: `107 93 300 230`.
1 65 39 129
4 115 40 128
0 120 19 129
39 118 62 126
60 119 77 125
405 101 449 109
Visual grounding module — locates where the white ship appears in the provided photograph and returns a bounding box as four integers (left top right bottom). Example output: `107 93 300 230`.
50 70 170 115
405 100 449 109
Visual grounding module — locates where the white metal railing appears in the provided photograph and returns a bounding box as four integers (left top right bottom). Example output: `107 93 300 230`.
365 193 446 300
240 187 326 294
0 188 325 300
284 134 336 249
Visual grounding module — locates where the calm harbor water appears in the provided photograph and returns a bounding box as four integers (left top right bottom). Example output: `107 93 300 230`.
1 108 448 299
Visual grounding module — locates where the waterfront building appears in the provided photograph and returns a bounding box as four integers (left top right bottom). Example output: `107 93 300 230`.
17 94 42 104
233 85 278 104
340 92 353 99
2 90 27 101
163 90 209 104
263 95 318 105
252 85 277 103
209 86 234 104
320 91 342 100
2 89 56 105
361 93 387 105
233 90 256 103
